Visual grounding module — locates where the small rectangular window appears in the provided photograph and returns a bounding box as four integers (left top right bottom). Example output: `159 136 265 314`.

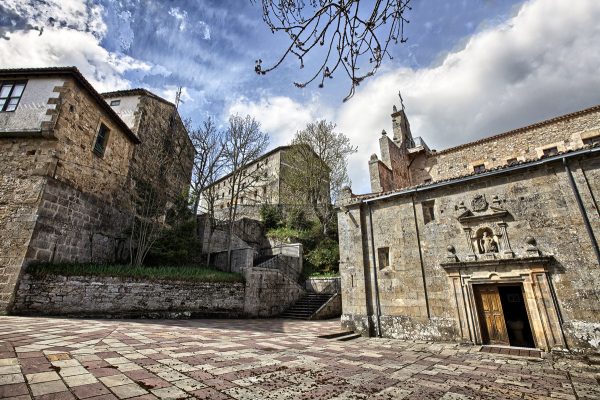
110 99 121 106
0 81 26 112
377 247 389 270
423 178 432 184
506 158 518 165
543 147 558 157
422 200 435 224
583 136 600 146
473 164 486 173
93 123 110 157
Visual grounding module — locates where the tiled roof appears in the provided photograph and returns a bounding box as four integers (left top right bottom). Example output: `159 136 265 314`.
0 67 140 144
436 104 600 155
349 142 600 203
101 88 176 107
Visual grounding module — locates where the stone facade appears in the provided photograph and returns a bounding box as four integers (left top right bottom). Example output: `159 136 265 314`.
338 103 600 352
12 274 246 318
0 67 194 313
11 266 304 318
102 89 195 203
203 145 326 220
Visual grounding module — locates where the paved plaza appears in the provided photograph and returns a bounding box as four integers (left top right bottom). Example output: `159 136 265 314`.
0 317 598 400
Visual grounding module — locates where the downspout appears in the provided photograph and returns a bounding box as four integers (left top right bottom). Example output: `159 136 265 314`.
367 202 383 337
411 190 431 319
563 158 600 264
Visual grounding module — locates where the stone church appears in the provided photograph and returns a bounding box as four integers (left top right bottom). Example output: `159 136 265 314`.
337 102 600 352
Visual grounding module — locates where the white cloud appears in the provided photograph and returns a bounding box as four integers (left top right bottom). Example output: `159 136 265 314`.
0 0 152 92
233 0 600 193
168 7 210 39
227 95 334 148
0 28 150 92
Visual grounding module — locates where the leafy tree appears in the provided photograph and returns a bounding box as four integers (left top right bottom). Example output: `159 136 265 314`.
260 204 284 230
281 120 357 235
256 0 412 100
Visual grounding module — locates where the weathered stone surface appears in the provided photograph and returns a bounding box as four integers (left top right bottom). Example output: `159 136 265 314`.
340 104 600 352
244 267 305 317
0 71 195 313
305 277 341 294
12 265 304 318
12 274 245 317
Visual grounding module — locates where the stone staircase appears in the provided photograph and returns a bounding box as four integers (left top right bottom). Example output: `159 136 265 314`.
280 293 334 319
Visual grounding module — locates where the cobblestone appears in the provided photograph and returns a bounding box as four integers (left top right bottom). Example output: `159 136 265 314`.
0 316 598 399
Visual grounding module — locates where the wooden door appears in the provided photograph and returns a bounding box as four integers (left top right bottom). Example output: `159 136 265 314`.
475 285 509 345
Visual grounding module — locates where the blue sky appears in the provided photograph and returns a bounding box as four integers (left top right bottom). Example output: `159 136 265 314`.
2 0 600 193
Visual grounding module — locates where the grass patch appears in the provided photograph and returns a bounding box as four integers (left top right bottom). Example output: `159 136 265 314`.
307 272 340 278
27 263 244 283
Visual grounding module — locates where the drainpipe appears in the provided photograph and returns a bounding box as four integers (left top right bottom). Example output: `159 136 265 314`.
367 202 383 337
563 158 600 264
411 191 431 319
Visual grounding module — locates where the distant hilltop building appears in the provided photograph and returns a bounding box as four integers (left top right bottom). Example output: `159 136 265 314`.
0 67 194 312
201 145 328 220
337 102 600 352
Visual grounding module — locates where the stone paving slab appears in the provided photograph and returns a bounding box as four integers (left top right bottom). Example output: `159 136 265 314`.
0 316 598 399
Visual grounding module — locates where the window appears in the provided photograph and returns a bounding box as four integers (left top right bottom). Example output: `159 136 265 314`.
110 99 121 106
422 200 435 224
93 123 110 157
423 178 432 184
377 247 390 270
0 81 26 112
473 164 486 173
506 158 518 165
543 147 559 157
583 135 600 146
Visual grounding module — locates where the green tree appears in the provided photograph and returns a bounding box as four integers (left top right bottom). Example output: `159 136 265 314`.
281 120 357 235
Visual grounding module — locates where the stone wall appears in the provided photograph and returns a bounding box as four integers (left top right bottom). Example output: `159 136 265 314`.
12 266 306 318
127 95 194 204
243 267 305 317
0 137 55 311
311 293 342 320
338 153 600 351
52 77 136 207
305 277 341 294
12 274 245 318
25 178 130 265
411 107 600 185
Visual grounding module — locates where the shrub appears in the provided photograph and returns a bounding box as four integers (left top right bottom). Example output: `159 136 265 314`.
260 204 283 230
306 238 339 274
286 208 312 231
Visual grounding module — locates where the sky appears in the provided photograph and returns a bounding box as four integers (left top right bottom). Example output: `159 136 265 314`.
1 0 600 193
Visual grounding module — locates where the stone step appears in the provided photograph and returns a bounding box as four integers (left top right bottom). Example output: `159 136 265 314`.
337 333 362 341
318 331 354 339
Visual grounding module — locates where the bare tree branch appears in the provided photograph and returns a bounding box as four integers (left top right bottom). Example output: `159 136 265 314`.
255 0 411 101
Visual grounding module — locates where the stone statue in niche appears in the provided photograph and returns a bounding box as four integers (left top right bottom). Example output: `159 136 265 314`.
475 227 499 254
480 231 498 253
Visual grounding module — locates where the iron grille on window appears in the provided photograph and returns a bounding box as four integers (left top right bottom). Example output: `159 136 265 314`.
0 81 26 112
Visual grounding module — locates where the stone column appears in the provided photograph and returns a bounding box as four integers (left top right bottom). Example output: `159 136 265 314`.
464 228 477 261
497 222 514 258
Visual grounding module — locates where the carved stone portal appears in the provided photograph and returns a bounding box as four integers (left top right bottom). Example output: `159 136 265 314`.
456 194 514 260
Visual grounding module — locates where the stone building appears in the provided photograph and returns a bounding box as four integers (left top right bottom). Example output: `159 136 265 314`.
0 67 194 312
203 145 327 220
337 103 600 352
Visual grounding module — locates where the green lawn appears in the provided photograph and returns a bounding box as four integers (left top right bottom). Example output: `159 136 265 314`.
27 263 244 283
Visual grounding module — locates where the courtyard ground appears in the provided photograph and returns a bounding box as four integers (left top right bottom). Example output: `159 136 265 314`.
0 317 598 400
